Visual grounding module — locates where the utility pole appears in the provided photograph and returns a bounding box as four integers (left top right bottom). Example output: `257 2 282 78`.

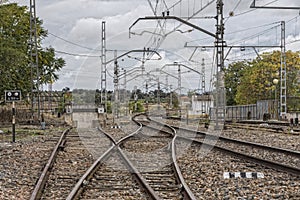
214 0 226 130
248 2 293 119
29 0 40 120
101 21 107 116
157 77 160 109
113 50 119 119
122 69 128 116
145 81 149 113
280 21 287 118
170 85 173 109
201 58 206 114
129 1 224 128
178 65 182 117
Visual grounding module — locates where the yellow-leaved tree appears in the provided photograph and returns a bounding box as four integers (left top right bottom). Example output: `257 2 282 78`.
229 50 300 107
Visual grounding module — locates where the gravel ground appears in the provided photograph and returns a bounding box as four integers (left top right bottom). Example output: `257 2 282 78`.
0 126 66 199
40 130 104 200
216 140 300 169
2 115 298 200
79 151 148 200
101 120 141 142
163 118 300 151
176 140 300 199
221 128 300 151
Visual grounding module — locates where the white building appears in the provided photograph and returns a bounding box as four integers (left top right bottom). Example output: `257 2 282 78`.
188 94 213 116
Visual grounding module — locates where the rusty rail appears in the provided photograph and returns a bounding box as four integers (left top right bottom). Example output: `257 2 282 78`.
30 128 70 200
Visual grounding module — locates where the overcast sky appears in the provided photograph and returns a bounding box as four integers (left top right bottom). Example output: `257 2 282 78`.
11 0 300 93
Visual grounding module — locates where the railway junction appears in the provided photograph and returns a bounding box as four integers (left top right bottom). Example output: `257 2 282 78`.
1 0 300 199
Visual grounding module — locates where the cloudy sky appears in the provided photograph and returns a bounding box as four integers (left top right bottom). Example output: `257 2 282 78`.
11 0 300 93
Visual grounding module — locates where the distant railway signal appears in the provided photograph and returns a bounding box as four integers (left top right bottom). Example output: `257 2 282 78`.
5 90 21 102
4 90 21 143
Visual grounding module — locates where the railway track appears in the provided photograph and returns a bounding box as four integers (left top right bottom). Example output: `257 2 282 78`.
67 121 160 199
72 148 150 199
176 139 300 199
121 126 185 199
144 115 300 198
177 126 300 170
30 128 112 200
0 127 68 199
67 114 196 199
25 114 299 199
226 121 300 134
131 115 196 199
150 116 300 175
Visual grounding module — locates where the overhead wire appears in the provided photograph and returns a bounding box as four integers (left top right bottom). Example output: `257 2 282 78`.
226 49 263 61
141 0 215 91
143 0 215 65
59 69 100 79
54 50 101 58
48 32 101 51
189 13 298 62
224 0 242 24
226 0 279 19
225 12 300 63
228 23 281 46
187 21 281 45
44 32 104 57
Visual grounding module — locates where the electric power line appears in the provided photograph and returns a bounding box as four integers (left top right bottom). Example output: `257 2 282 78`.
48 32 101 51
227 0 279 18
54 50 101 58
186 21 281 45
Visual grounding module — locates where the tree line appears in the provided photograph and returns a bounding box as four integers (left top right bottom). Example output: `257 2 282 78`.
225 50 300 110
0 3 65 102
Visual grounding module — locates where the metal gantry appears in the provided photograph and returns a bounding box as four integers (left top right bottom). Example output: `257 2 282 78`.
129 1 226 129
186 21 287 119
250 0 300 10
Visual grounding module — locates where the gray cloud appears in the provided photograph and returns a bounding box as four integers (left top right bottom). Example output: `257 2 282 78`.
11 0 300 91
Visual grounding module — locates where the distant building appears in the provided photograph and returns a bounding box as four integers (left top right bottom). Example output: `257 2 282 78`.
180 96 191 108
189 94 213 116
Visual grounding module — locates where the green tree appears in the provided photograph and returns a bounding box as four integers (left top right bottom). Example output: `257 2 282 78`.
235 50 300 105
224 61 248 105
0 3 65 100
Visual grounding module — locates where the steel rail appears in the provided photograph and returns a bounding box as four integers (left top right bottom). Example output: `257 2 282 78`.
67 116 160 200
150 117 300 176
169 129 197 199
30 128 70 200
170 125 300 158
226 122 300 134
179 136 300 176
66 145 116 200
117 146 161 200
152 118 300 176
134 115 197 199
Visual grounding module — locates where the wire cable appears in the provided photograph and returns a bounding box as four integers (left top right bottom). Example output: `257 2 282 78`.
186 21 280 45
48 32 101 51
224 0 242 24
227 0 279 18
228 23 281 46
54 50 101 58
